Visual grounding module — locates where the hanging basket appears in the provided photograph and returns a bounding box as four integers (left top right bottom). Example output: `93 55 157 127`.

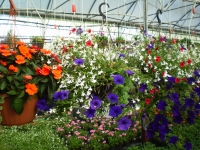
0 95 38 126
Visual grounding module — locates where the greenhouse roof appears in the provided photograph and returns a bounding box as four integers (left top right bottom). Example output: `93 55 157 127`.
0 0 200 34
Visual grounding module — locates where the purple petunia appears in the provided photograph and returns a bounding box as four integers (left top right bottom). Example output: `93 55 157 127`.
53 90 70 101
167 76 176 83
173 114 183 124
184 142 192 150
107 93 118 103
139 83 147 93
113 75 124 84
194 87 200 97
118 117 132 131
36 99 52 111
74 58 84 65
90 99 102 109
109 105 122 117
85 108 96 118
169 136 178 144
194 69 200 77
157 100 167 111
119 53 125 58
169 93 181 106
125 70 134 76
76 27 83 35
187 110 195 124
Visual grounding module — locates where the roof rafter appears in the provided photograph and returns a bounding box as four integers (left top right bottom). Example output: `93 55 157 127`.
120 1 137 22
0 0 5 8
86 0 97 18
53 0 70 11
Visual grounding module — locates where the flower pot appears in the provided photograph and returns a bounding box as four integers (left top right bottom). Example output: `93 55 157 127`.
0 95 38 126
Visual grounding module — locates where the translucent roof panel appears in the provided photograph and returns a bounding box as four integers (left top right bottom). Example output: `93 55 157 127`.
0 0 199 34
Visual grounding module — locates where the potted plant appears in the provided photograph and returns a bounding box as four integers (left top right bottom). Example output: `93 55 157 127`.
0 41 63 126
30 36 45 49
95 34 108 48
116 36 125 44
1 29 20 48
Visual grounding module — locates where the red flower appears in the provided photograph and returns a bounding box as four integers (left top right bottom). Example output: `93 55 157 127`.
187 59 192 65
156 47 159 50
88 29 91 33
182 77 187 82
155 56 161 62
145 58 148 63
71 28 76 33
86 40 93 47
147 50 152 55
175 78 180 83
62 45 68 53
180 61 185 68
145 98 151 104
172 39 176 44
148 63 152 68
35 67 42 75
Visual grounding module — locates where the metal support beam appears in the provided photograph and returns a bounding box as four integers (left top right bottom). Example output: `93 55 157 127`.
0 0 5 8
120 1 137 22
86 0 97 18
172 4 200 29
127 1 138 21
46 0 52 10
144 0 148 31
149 0 176 26
53 0 70 11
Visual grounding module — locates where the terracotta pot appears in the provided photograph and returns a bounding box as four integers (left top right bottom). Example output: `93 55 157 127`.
0 95 38 126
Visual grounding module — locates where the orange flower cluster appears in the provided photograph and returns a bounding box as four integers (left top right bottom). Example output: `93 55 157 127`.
18 44 32 60
15 55 26 64
8 65 18 72
35 64 62 79
25 83 38 95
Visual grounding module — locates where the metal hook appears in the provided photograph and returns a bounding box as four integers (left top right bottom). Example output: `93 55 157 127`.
99 2 110 24
156 9 162 24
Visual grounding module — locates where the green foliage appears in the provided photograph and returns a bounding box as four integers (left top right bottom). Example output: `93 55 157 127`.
30 36 44 43
0 117 69 150
116 36 125 43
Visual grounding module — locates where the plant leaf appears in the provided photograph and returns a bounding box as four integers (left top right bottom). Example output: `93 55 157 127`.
6 76 12 82
14 99 23 114
17 91 25 99
0 65 7 74
0 80 7 90
7 90 17 95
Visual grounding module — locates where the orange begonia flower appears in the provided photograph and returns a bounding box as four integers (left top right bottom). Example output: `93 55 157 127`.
8 65 18 73
23 75 33 80
25 83 38 95
52 69 62 79
40 49 52 55
0 44 9 49
1 50 12 56
0 60 7 66
19 45 32 60
35 67 42 75
15 55 26 64
41 64 51 76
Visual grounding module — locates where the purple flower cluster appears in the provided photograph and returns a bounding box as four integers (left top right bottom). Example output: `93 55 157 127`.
36 99 54 111
107 93 118 103
113 75 125 84
85 95 102 118
53 90 70 101
146 114 170 141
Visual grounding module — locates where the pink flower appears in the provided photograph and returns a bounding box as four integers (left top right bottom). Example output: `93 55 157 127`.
90 130 95 133
103 140 106 144
57 127 64 132
94 124 98 127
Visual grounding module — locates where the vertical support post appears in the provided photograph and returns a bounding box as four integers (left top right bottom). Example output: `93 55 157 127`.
143 0 148 32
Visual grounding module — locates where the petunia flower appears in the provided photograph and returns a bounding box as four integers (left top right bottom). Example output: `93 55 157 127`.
118 117 132 131
74 58 84 65
184 142 192 150
157 100 167 111
109 106 122 117
169 136 178 144
113 75 124 84
107 93 118 103
90 99 102 109
85 108 96 118
125 70 134 76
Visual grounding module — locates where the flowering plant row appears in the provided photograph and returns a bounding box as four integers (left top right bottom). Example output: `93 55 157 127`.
57 116 141 150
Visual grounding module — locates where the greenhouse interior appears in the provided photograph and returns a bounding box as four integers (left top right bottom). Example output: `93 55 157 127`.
0 0 200 149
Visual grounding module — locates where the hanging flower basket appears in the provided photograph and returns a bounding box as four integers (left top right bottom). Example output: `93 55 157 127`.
0 94 38 126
